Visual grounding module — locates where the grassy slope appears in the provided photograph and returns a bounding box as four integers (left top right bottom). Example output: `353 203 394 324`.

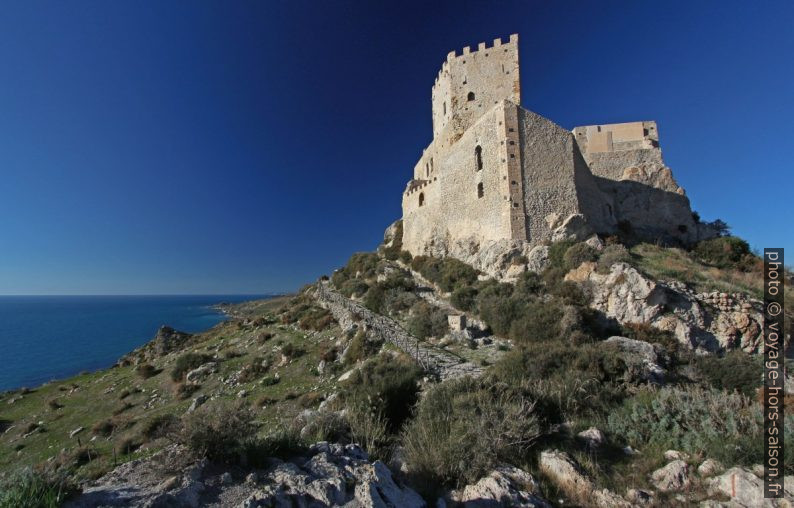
0 295 349 481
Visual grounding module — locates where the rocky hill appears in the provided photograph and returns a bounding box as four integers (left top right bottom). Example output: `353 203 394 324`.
0 223 792 507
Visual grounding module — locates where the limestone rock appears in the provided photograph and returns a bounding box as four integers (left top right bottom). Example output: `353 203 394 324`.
663 450 690 462
651 460 690 492
526 245 550 274
185 362 217 383
588 263 765 354
605 336 666 384
69 427 84 439
551 214 593 243
626 488 654 505
539 450 629 507
576 427 606 449
448 465 550 507
187 395 208 413
698 459 724 477
708 467 794 507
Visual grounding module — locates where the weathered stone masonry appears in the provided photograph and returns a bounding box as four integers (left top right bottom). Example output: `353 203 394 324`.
402 34 714 259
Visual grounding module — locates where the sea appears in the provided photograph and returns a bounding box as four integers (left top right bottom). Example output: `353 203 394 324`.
0 295 267 392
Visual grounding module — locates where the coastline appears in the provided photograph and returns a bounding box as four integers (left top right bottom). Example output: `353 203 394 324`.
0 295 271 393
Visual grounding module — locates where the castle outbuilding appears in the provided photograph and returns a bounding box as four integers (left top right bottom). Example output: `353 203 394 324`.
401 34 711 261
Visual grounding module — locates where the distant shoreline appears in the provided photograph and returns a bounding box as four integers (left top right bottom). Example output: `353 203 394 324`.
0 294 274 393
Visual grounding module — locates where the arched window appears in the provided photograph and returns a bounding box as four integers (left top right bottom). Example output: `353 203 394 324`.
467 91 475 101
419 193 425 207
443 102 446 115
475 145 483 171
477 183 484 198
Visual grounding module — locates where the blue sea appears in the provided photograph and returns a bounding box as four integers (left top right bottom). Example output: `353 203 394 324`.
0 295 265 392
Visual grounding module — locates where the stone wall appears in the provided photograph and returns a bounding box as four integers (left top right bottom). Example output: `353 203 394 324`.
431 34 520 146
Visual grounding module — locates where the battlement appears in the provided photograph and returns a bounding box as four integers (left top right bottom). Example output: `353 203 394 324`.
433 34 519 86
430 34 520 143
573 121 659 155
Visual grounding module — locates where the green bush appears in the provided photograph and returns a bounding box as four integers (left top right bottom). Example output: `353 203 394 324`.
344 328 382 364
135 363 159 379
508 299 564 343
563 242 597 270
140 413 178 441
489 341 627 418
338 278 369 298
179 400 257 464
402 377 542 490
297 307 335 331
343 353 422 432
411 256 479 292
597 243 631 272
237 357 270 383
170 353 211 382
406 301 449 340
694 352 762 396
383 288 419 316
0 469 76 508
450 286 478 311
606 386 794 471
694 236 755 271
547 240 575 270
363 285 386 313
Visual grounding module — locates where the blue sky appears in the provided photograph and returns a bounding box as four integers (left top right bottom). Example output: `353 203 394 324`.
0 1 791 295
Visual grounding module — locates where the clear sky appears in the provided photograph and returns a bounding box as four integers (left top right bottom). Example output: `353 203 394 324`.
0 1 791 295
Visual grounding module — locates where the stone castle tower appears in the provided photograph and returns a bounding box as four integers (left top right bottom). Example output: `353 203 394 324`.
401 34 711 265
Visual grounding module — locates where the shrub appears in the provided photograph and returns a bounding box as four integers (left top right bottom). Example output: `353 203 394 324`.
47 399 63 411
489 342 627 417
694 352 762 396
363 285 386 313
170 353 211 382
0 469 77 508
140 413 178 441
514 271 542 298
507 299 564 343
597 243 631 272
300 410 349 444
406 301 449 340
135 363 159 379
347 403 391 461
411 256 479 292
343 354 422 433
450 286 477 312
344 329 382 364
694 236 755 271
402 378 542 490
280 344 303 361
174 383 200 400
383 288 419 316
606 386 794 471
91 419 115 437
563 242 597 270
298 307 335 331
547 240 575 270
238 357 269 383
179 400 256 463
338 278 369 298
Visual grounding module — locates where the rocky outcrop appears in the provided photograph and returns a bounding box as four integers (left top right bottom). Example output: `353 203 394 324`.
576 262 765 354
66 442 425 508
539 450 630 508
708 467 794 507
446 465 550 507
604 336 667 384
242 442 425 508
650 459 690 492
118 326 194 365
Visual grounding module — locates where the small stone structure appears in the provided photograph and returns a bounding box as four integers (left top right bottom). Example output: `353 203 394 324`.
402 34 715 259
447 314 466 331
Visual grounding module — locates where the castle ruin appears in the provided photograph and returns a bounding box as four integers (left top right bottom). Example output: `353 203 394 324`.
401 34 713 265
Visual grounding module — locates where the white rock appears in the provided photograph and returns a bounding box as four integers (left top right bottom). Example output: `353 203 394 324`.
651 460 690 492
449 465 549 507
69 427 84 439
698 458 724 477
663 450 690 462
577 427 606 449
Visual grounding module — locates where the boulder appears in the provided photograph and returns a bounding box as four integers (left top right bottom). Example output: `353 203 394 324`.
551 214 593 243
448 465 550 507
185 363 217 383
187 395 208 413
650 460 690 492
708 467 794 507
605 336 666 384
539 450 630 507
697 458 724 477
576 427 606 449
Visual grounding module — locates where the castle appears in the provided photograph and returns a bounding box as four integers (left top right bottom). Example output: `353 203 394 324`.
401 34 713 261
